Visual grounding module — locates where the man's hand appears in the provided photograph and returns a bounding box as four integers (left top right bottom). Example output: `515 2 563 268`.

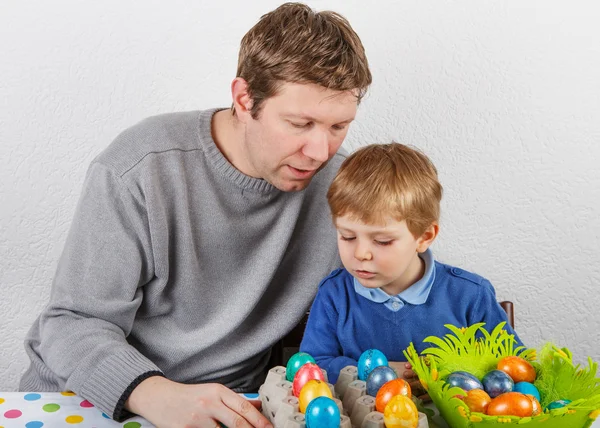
388 361 430 402
126 376 272 428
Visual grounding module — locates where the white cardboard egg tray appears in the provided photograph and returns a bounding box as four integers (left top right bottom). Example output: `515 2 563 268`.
259 365 429 428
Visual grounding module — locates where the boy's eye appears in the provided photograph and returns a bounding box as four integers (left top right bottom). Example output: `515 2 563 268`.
375 240 393 246
340 236 355 241
332 124 347 131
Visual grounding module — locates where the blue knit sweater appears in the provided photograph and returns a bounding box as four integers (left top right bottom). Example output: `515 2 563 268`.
299 262 522 383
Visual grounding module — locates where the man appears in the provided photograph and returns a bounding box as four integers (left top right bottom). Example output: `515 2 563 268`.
20 3 371 427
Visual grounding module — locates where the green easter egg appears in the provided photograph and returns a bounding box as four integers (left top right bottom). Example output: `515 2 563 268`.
286 352 316 382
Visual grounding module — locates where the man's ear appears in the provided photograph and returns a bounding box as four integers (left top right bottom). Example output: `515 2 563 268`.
231 77 254 123
416 222 439 253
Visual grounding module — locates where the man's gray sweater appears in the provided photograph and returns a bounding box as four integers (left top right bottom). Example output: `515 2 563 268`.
20 109 344 419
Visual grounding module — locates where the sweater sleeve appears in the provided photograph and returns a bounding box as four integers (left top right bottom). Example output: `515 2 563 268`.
36 162 162 420
470 280 525 347
300 282 357 384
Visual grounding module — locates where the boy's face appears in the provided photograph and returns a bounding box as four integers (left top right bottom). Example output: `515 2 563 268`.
335 215 435 296
240 82 357 192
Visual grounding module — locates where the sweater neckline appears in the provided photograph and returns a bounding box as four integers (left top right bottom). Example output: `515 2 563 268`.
198 108 279 195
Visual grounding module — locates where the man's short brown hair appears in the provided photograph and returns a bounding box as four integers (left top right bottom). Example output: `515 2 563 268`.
236 2 372 118
327 143 443 237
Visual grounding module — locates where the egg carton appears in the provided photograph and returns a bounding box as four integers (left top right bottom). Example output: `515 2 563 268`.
259 365 429 428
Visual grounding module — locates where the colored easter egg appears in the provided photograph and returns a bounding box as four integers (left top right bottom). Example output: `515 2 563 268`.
486 392 533 417
446 371 483 392
482 370 514 398
528 395 542 416
357 349 388 381
298 379 332 413
463 388 492 413
383 394 419 428
286 352 316 382
546 399 572 410
366 365 398 397
497 356 536 383
305 396 341 428
513 381 541 401
293 363 325 397
375 378 412 413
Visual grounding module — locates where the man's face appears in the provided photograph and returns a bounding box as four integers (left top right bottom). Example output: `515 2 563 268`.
241 82 358 192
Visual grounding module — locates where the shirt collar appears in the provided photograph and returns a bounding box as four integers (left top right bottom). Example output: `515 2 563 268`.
353 248 436 305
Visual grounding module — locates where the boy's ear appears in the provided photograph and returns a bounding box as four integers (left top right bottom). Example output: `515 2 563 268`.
416 222 439 253
231 77 254 122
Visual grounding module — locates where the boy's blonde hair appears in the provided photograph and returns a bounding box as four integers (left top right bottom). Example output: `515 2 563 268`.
327 143 443 237
235 2 372 118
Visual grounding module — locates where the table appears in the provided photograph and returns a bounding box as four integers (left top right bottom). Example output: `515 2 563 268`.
0 391 152 427
0 392 258 427
2 392 599 427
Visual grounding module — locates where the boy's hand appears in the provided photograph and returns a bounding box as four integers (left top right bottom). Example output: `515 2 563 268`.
388 361 430 402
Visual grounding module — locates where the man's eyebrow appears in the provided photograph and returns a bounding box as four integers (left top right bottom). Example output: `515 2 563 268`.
283 114 354 124
283 114 317 121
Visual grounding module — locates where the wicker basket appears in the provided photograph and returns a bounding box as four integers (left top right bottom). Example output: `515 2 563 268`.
404 323 600 428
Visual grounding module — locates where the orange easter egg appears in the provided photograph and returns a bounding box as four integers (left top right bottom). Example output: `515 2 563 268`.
463 388 492 413
497 356 536 383
375 378 412 413
487 392 534 417
528 394 542 416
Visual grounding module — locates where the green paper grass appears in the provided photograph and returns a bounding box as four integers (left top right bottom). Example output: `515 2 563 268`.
403 323 600 428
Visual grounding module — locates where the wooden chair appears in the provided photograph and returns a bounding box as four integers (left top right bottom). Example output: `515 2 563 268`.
499 300 515 329
270 301 515 367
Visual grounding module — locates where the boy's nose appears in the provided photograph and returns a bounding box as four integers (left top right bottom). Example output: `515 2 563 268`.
354 245 373 261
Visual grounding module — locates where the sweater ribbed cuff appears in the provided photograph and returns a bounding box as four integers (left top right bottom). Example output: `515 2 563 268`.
113 371 165 421
76 347 162 421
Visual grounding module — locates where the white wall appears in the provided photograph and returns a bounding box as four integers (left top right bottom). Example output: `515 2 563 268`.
1 0 599 391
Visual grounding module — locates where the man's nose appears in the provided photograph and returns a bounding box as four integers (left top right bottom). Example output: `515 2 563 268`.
302 130 329 163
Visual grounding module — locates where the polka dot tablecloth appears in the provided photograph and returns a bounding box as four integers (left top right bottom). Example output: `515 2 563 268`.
0 391 150 427
0 391 261 428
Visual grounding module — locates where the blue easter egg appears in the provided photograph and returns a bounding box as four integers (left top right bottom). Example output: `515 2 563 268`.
513 381 541 401
446 371 483 392
366 365 398 397
357 349 388 381
546 399 572 410
305 396 341 428
482 370 514 398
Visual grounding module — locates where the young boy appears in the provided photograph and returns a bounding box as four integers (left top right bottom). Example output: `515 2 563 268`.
299 143 522 392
